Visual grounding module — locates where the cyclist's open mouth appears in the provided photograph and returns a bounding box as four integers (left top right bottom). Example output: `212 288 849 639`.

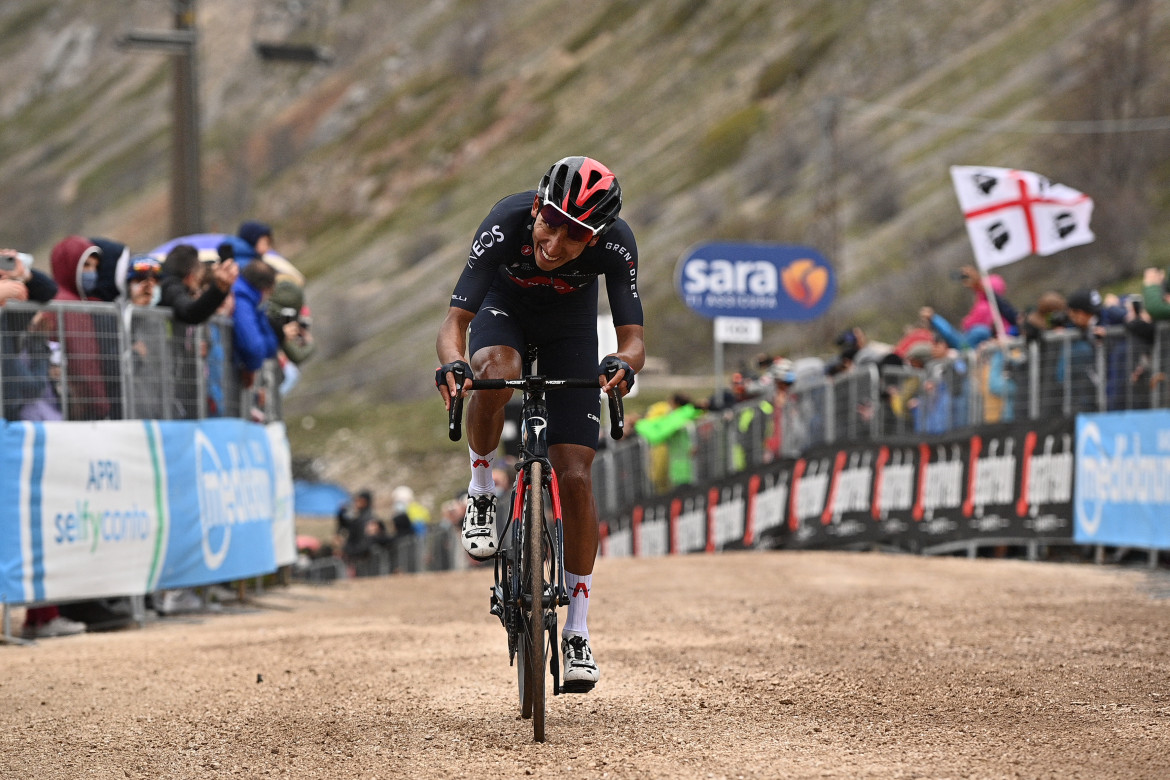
535 243 565 270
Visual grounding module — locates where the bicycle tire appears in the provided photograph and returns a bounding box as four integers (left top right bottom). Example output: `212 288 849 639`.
525 461 547 742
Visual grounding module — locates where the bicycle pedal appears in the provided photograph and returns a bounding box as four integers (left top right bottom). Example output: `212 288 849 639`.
560 680 596 694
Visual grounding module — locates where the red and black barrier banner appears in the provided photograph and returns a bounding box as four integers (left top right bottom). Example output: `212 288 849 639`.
602 417 1075 557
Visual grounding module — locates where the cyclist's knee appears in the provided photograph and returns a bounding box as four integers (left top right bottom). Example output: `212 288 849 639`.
471 345 521 379
556 464 593 496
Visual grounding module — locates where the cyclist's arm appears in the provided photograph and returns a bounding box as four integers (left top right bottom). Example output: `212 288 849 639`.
601 323 645 395
436 306 475 406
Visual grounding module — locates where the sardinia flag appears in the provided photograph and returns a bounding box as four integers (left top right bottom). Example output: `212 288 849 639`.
950 166 1095 271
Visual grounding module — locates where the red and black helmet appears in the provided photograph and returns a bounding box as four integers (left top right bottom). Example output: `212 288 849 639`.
537 156 623 235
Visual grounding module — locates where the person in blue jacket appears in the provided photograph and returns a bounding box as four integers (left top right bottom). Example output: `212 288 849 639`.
220 220 273 269
231 258 279 382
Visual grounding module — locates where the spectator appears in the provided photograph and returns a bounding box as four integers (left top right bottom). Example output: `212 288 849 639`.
920 305 994 352
956 265 1018 339
336 490 375 576
265 279 316 395
119 256 167 419
392 484 433 535
231 258 279 383
0 249 58 420
44 235 110 420
885 341 932 431
765 359 802 459
1140 267 1170 322
89 236 130 304
1021 291 1069 343
159 243 237 325
836 327 893 367
205 278 235 417
918 332 967 434
18 340 64 422
388 493 417 573
1055 288 1103 413
160 244 238 418
634 394 703 491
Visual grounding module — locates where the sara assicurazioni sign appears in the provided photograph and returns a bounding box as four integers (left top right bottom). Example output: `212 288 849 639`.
674 242 836 321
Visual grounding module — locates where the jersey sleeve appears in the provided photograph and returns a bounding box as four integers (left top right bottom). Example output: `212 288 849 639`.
448 193 528 313
601 220 643 327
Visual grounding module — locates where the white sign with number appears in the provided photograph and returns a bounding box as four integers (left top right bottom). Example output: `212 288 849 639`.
714 316 762 344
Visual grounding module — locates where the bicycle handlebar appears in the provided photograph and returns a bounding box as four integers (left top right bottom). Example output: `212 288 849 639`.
447 377 625 443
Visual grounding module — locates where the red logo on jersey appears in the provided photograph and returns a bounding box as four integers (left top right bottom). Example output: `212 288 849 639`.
472 458 491 469
572 583 590 598
521 245 533 256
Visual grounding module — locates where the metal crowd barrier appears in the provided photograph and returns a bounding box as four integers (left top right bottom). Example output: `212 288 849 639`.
0 301 281 423
592 321 1170 514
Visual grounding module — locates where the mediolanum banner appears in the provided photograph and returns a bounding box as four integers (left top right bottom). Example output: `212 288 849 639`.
1075 410 1170 549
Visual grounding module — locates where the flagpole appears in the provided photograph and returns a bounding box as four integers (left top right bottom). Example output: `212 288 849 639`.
976 269 1009 343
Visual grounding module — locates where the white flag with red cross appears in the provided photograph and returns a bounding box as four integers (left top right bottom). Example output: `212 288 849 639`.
950 166 1095 271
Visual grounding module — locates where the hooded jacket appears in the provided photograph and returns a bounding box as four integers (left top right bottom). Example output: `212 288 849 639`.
45 235 110 419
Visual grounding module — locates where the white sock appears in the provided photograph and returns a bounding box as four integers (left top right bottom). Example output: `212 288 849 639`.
563 571 592 639
468 447 495 496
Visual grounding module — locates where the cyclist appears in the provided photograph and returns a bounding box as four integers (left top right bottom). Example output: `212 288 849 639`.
436 156 644 692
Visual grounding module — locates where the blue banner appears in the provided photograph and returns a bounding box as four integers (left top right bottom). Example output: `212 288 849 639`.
675 242 835 321
1075 411 1170 549
155 418 279 589
0 423 27 602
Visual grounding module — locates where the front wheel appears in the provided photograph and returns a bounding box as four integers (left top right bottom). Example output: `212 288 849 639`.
522 462 547 742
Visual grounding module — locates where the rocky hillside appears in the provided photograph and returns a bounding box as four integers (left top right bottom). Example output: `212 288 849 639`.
3 0 1170 501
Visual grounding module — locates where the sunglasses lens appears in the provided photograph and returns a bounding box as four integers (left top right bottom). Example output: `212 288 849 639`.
539 204 594 242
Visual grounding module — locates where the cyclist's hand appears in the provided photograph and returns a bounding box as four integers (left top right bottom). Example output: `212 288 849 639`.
435 359 473 409
599 355 635 396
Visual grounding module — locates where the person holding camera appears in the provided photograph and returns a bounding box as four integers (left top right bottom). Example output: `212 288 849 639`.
159 243 238 325
0 249 58 305
266 280 315 364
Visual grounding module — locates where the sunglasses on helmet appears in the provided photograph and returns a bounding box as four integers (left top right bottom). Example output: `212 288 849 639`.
537 201 596 242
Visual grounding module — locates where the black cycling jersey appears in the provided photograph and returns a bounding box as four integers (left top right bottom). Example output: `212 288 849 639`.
450 191 643 327
450 190 642 449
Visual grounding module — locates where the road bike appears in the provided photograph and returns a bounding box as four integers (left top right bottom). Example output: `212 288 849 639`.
447 346 624 742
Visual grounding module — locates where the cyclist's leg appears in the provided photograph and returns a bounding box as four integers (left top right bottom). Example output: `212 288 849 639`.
541 328 603 689
466 296 525 478
462 302 524 558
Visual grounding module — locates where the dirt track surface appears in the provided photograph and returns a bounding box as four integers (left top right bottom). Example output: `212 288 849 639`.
3 552 1168 779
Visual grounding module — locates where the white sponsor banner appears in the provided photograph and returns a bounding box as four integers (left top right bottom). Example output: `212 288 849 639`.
23 422 164 602
267 422 297 567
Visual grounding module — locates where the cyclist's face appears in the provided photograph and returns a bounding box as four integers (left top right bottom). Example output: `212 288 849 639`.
530 198 597 271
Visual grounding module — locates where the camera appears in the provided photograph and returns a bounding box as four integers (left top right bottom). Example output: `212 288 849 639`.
0 251 32 273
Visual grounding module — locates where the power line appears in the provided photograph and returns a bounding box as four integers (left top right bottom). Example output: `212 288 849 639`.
839 97 1170 134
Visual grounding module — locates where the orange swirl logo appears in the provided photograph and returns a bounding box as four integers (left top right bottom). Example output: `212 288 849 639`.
781 258 830 307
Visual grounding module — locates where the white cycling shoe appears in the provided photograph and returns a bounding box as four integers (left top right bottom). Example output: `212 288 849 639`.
461 493 498 560
561 634 600 693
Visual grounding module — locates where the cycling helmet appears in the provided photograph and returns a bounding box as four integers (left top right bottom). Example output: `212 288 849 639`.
537 156 623 235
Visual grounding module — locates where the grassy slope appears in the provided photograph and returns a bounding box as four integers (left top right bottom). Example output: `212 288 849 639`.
2 0 1169 510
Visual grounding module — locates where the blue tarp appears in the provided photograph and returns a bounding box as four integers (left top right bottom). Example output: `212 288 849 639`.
294 480 349 517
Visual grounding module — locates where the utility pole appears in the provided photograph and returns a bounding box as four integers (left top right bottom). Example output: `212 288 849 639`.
171 0 203 236
814 96 839 266
119 0 203 237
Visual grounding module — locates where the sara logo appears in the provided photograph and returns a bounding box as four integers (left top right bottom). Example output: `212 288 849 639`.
780 258 831 308
194 430 273 570
675 242 835 321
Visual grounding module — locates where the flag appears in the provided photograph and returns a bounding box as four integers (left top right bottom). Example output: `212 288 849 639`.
950 166 1095 271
